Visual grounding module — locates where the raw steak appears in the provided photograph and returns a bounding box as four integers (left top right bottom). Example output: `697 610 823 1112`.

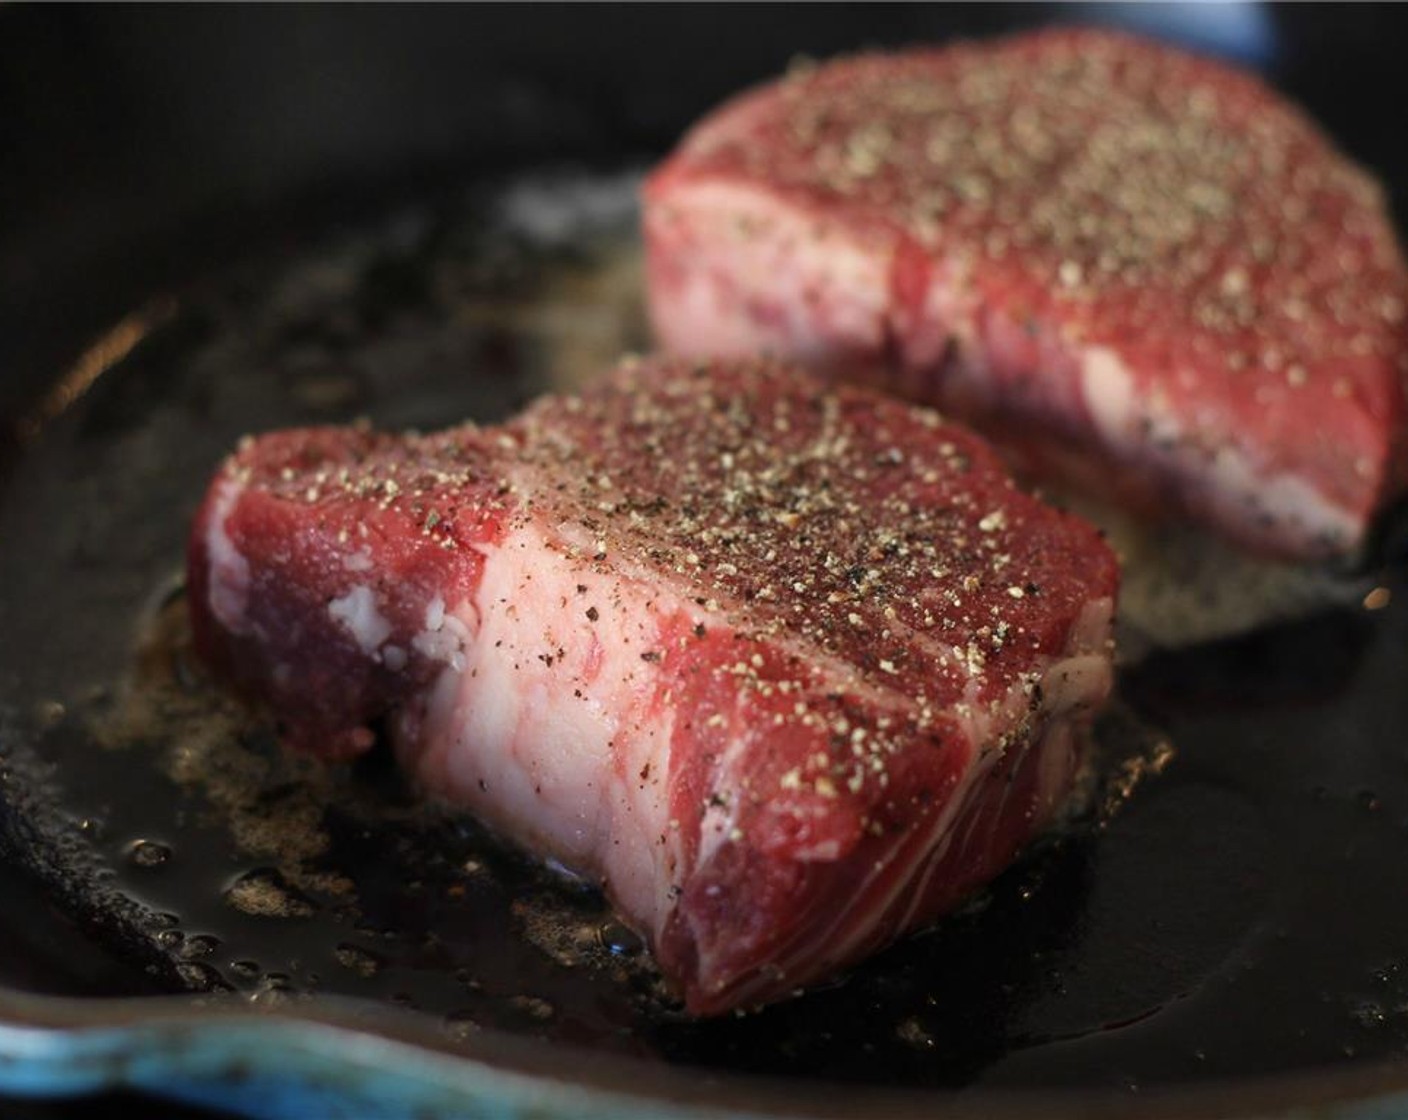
188 355 1118 1014
643 28 1408 560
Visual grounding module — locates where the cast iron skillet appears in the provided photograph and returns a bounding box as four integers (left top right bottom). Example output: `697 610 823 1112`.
6 6 1408 1118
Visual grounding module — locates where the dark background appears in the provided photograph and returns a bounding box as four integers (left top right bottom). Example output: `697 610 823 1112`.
2 5 1407 1117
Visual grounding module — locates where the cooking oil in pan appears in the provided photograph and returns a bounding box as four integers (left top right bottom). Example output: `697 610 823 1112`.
1 168 1407 1091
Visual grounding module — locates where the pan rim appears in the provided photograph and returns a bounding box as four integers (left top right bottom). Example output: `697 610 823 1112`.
0 982 1405 1120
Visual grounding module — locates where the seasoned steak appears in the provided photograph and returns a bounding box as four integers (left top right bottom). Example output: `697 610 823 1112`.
643 28 1408 559
188 355 1119 1014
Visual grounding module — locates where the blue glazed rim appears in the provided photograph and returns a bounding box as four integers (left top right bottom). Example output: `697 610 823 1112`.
3 986 1408 1120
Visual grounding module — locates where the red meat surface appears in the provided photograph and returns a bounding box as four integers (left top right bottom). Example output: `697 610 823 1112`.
644 28 1408 559
188 355 1118 1014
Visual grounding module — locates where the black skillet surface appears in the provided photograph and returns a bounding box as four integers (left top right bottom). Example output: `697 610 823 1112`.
6 5 1408 1117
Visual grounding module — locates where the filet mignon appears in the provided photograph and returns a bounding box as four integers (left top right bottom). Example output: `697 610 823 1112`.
643 29 1408 559
188 355 1118 1013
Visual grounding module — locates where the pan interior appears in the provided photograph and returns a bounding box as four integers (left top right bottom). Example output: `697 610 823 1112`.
2 168 1407 1095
